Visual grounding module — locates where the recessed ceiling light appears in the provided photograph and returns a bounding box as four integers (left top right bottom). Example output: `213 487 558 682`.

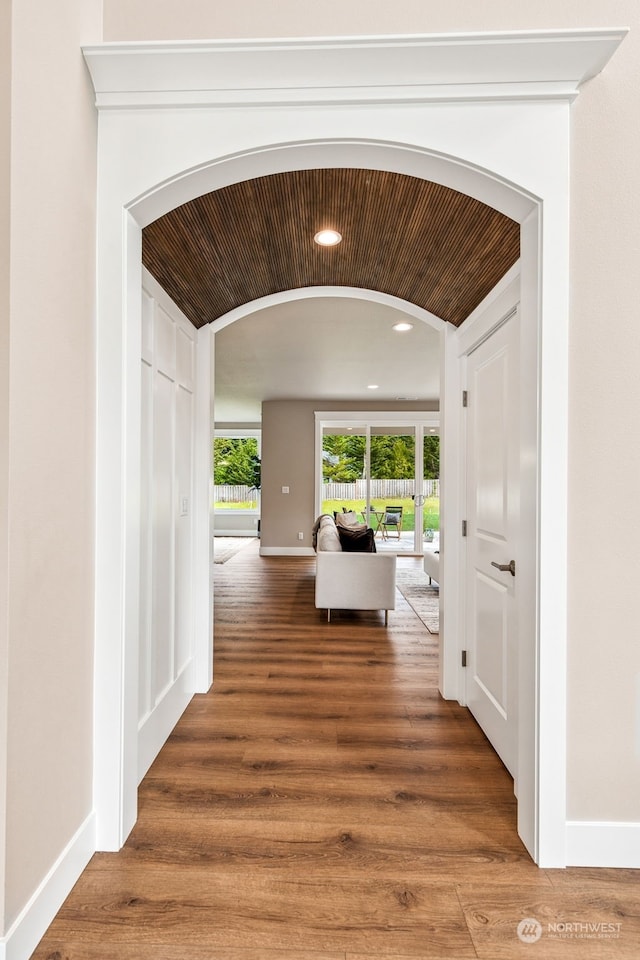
392 321 414 332
314 229 342 246
367 384 379 390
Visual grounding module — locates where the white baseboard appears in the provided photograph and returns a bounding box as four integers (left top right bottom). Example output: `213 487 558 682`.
0 811 96 960
213 529 257 537
138 662 193 783
259 546 315 556
566 820 640 867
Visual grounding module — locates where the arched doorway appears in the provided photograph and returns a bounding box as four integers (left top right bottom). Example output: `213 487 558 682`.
84 31 621 865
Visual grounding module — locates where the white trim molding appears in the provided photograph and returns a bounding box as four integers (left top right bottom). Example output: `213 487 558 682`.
83 30 628 109
215 528 259 538
259 546 315 557
0 814 95 960
213 286 446 334
566 821 640 868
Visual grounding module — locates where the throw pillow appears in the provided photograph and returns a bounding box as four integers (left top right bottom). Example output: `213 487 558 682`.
335 511 365 529
337 525 377 553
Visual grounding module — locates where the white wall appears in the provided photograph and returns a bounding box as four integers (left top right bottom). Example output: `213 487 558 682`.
1 0 102 946
214 513 260 537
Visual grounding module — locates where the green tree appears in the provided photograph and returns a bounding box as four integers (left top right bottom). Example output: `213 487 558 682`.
322 433 439 481
370 435 415 479
423 436 440 479
322 434 366 481
213 437 260 487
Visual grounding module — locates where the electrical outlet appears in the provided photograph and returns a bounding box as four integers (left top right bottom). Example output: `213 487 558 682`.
298 531 304 540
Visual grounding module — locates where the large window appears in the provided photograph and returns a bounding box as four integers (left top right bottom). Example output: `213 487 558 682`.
213 432 261 513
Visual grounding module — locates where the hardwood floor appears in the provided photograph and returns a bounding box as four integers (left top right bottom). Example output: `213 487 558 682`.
33 542 640 959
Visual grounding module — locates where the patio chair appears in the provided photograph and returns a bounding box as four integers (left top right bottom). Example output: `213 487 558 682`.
381 506 403 539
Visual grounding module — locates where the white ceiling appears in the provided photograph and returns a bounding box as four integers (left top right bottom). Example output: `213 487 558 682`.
213 296 441 423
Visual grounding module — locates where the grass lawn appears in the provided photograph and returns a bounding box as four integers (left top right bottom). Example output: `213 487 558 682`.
321 496 440 533
214 495 440 535
214 501 257 510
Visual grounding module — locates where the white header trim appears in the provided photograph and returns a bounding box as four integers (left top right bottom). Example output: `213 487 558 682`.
82 30 627 109
315 411 439 426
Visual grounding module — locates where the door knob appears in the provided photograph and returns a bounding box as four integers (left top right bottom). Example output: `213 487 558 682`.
491 559 516 577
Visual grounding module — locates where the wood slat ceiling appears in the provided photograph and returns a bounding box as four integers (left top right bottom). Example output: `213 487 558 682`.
142 168 520 329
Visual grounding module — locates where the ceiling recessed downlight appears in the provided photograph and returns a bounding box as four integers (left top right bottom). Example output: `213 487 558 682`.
367 384 379 390
392 321 414 332
314 229 342 246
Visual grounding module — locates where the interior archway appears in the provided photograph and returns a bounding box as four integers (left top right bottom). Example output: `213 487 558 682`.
90 64 574 865
122 138 544 855
211 283 446 555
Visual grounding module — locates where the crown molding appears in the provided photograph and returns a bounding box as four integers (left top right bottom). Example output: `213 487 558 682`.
82 29 628 109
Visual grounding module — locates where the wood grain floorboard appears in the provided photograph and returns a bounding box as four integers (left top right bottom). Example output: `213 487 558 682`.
457 883 640 958
32 546 640 959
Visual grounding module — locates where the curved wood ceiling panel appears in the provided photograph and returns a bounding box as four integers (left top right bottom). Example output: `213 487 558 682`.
142 169 519 329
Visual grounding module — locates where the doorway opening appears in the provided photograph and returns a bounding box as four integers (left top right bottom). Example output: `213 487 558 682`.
317 414 440 556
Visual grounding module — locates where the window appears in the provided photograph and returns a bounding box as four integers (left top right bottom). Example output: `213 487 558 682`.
213 432 261 513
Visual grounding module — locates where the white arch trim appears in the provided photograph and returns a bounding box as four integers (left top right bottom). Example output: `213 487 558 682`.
211 285 448 334
129 137 536 229
125 137 545 863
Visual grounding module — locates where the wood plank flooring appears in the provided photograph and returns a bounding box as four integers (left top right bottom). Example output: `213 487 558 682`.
33 542 640 959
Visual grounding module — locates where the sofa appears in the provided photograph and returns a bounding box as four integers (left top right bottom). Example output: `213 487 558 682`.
313 513 396 624
423 545 440 585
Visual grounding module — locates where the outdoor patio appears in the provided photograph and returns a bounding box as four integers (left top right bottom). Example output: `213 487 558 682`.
374 529 440 555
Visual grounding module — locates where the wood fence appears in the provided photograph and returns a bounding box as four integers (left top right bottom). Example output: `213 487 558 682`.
322 479 439 500
214 479 439 503
214 485 259 503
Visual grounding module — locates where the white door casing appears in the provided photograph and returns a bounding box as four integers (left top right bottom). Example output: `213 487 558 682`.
82 32 627 864
464 309 519 778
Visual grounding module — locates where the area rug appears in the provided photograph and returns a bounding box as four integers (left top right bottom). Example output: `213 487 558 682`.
395 568 439 634
213 537 257 564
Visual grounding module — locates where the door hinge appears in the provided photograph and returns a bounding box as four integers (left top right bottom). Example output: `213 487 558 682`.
461 650 467 667
462 390 468 407
462 519 467 537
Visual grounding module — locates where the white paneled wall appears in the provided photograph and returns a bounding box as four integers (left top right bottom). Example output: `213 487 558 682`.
138 285 197 781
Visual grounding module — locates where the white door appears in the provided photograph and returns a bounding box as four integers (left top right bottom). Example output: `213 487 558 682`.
139 279 198 783
465 310 519 776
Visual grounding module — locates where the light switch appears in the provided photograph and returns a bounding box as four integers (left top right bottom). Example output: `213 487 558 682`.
180 496 189 517
282 486 289 494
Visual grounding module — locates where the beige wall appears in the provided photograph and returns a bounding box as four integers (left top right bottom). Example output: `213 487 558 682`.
0 0 11 936
102 0 640 822
261 400 436 551
567 21 640 821
103 0 636 41
2 0 102 932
